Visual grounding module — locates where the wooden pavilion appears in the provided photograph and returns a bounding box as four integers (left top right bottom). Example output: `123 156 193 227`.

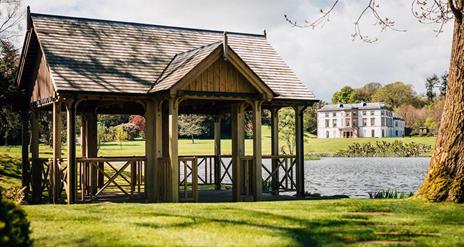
16 9 317 204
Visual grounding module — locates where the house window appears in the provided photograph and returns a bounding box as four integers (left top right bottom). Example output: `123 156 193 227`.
395 130 398 136
370 118 375 126
332 119 337 127
371 111 375 116
382 129 385 137
363 111 367 116
381 110 385 116
326 131 330 138
325 112 329 117
345 118 350 127
362 118 367 126
332 112 336 117
353 119 358 127
395 121 398 127
381 117 386 126
325 119 330 128
371 129 375 137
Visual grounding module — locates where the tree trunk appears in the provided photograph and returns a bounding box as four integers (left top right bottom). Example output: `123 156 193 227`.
415 15 464 203
191 135 195 144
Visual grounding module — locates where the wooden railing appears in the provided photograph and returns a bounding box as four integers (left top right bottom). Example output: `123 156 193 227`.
76 156 146 201
29 154 296 203
261 155 297 193
179 157 198 202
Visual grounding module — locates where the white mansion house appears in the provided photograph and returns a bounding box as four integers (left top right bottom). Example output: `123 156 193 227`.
317 102 405 138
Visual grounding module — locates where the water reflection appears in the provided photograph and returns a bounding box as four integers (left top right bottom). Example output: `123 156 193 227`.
305 157 430 198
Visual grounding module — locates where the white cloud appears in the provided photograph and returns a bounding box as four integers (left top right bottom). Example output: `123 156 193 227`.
22 0 453 101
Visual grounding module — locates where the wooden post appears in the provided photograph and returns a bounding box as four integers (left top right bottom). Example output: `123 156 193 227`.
86 112 98 194
214 115 221 190
20 110 30 198
168 97 179 202
252 101 262 201
294 105 306 197
51 101 62 203
270 107 280 195
31 111 42 203
144 100 162 202
66 100 77 204
161 102 169 201
231 103 245 202
155 101 163 201
80 114 87 158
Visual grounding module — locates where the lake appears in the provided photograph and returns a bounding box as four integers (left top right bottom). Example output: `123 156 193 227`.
304 157 430 198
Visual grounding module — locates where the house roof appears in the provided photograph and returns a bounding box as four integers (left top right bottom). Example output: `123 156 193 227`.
318 102 389 112
22 13 316 101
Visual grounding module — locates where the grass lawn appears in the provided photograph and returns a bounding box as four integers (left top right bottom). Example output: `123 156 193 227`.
0 126 436 158
24 199 464 246
1 129 461 246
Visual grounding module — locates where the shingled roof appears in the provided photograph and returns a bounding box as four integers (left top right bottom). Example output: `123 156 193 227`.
22 13 316 101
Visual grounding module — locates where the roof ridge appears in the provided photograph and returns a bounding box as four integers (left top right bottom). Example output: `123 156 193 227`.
151 42 223 90
175 41 222 56
30 12 266 38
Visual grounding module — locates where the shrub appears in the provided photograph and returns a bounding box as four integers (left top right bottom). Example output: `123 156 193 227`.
1 187 26 205
0 194 32 246
335 140 432 157
120 123 140 140
368 190 414 199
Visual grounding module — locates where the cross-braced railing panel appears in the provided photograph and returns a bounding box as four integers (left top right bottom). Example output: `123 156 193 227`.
261 155 297 193
77 156 146 201
179 157 198 202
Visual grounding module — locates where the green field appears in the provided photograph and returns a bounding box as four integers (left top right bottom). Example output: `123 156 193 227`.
0 126 436 158
23 199 464 246
2 131 463 246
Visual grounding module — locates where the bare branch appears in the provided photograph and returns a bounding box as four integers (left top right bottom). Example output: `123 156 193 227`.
284 0 340 29
285 0 405 43
411 0 454 36
286 0 455 42
0 0 24 42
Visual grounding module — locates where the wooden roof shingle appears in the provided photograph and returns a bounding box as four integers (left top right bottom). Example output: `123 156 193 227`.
28 13 317 101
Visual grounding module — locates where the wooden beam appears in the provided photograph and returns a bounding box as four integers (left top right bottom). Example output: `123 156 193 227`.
270 108 280 195
52 101 61 203
252 101 263 201
31 111 42 203
154 101 163 201
294 105 306 197
80 114 87 158
214 116 222 190
168 97 179 202
20 111 30 198
66 100 77 204
231 103 245 201
86 112 99 194
145 100 159 202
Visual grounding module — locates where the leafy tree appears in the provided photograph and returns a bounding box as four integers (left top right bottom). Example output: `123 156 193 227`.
178 114 207 144
371 82 422 108
439 73 449 97
285 0 464 202
305 102 325 135
98 115 130 127
114 125 128 149
331 86 360 104
0 40 20 145
425 74 439 102
356 82 382 102
130 115 145 132
278 108 295 155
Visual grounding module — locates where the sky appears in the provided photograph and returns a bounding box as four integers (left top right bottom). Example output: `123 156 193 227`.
17 0 453 101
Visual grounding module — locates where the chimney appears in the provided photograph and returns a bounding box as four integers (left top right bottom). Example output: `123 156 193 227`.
223 32 228 61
